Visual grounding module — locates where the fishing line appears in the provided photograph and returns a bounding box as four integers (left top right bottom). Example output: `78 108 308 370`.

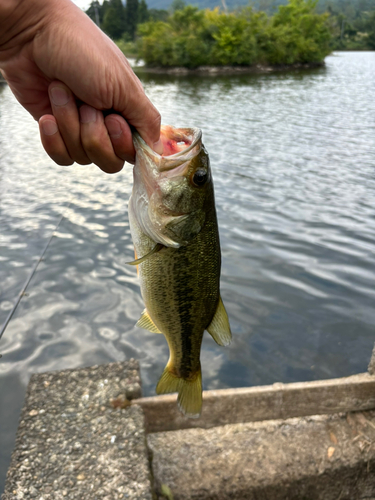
0 203 71 350
0 163 113 356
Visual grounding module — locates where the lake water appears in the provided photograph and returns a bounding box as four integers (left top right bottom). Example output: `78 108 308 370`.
1 51 375 492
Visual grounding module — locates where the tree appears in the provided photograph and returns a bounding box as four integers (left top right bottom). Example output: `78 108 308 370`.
170 0 186 12
125 0 139 40
86 0 110 26
102 0 126 39
86 1 101 26
263 0 331 64
138 0 149 24
365 10 375 48
137 0 331 68
148 8 169 22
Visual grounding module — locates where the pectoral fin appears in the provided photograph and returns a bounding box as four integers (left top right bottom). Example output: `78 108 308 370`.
136 309 162 334
207 296 232 346
126 243 164 265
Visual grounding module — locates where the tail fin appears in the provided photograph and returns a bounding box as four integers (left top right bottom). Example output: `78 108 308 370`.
156 365 202 419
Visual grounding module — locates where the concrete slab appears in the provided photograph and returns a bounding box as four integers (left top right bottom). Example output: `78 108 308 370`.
2 360 153 500
136 373 375 433
149 410 375 500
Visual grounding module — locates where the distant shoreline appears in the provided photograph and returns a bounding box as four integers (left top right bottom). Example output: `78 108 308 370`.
134 61 325 76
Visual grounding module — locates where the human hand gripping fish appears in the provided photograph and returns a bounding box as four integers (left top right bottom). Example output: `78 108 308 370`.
128 125 231 418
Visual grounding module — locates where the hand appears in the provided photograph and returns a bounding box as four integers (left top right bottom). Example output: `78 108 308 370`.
0 0 162 172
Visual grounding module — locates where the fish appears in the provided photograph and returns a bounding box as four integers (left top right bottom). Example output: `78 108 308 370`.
128 125 231 418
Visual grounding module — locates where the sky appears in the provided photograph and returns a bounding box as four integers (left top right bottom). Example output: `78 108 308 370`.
73 0 91 11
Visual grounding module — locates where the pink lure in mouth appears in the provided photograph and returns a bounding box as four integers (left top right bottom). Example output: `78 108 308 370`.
160 125 192 157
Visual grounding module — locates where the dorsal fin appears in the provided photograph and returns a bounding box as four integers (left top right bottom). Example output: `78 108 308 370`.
207 296 232 346
136 309 162 334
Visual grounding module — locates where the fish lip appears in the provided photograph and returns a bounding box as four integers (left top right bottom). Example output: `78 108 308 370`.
133 126 202 173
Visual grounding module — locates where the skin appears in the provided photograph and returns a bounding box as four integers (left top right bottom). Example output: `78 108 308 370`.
0 0 162 172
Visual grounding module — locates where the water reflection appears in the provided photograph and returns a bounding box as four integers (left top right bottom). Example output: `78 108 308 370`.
1 52 375 493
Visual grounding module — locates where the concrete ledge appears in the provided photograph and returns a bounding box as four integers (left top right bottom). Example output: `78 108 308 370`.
136 373 375 433
4 361 375 500
2 361 153 500
149 410 375 500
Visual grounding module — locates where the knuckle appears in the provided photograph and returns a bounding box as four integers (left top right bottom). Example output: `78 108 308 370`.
150 110 161 130
82 136 102 155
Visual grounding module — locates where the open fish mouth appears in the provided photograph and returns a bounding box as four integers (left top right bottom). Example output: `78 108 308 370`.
133 125 202 173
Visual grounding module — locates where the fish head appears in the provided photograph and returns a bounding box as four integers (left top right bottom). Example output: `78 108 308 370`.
131 125 213 248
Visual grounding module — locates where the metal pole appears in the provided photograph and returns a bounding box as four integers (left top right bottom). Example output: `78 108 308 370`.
94 4 100 27
340 19 345 41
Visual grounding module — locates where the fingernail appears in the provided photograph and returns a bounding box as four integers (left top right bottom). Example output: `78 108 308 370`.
80 105 97 124
50 87 69 106
41 119 58 136
106 119 122 139
153 138 163 155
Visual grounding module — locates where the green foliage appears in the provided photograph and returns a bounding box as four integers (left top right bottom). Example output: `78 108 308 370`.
148 8 169 21
138 7 210 67
138 0 150 23
102 0 126 39
85 1 101 25
86 0 150 41
317 0 375 49
115 38 138 56
170 0 186 12
367 11 375 48
126 0 140 40
137 0 332 68
262 0 331 64
207 8 266 65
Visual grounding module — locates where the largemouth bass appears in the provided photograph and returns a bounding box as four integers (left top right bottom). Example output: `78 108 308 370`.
128 125 231 418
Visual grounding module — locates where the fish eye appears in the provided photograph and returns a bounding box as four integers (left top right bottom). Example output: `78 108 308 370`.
192 169 208 187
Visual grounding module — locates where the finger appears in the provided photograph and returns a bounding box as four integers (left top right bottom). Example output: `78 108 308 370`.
39 115 74 166
49 81 91 165
79 105 124 174
104 114 135 164
122 91 163 155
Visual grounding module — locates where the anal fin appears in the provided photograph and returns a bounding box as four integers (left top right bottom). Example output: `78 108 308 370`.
136 309 162 334
207 296 232 346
